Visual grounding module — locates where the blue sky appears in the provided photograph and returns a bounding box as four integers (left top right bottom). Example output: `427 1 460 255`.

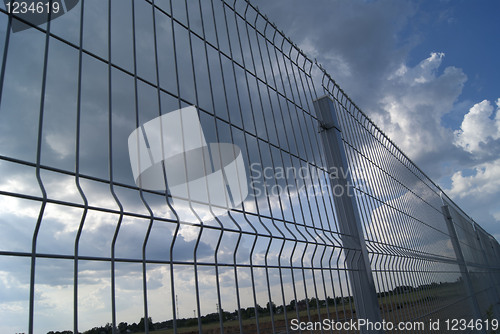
409 1 499 127
253 0 500 239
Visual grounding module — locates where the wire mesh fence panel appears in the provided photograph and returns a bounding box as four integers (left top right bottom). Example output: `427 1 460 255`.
0 1 499 334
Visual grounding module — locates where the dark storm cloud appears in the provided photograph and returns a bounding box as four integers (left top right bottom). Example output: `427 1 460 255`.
252 0 415 108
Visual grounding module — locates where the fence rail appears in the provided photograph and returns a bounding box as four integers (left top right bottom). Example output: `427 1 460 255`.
0 1 499 333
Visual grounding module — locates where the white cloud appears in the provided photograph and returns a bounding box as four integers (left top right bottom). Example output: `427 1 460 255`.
444 159 500 233
373 52 466 161
447 159 500 199
454 99 500 155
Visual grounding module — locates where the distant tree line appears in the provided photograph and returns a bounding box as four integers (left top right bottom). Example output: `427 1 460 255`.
47 281 458 334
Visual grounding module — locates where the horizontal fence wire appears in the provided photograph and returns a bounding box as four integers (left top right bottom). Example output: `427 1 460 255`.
0 1 499 334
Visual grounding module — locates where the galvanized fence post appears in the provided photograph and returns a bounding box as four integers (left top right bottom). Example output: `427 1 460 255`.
475 225 500 318
313 96 383 333
441 203 486 330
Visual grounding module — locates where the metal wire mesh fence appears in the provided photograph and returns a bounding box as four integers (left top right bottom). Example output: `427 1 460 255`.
0 1 499 333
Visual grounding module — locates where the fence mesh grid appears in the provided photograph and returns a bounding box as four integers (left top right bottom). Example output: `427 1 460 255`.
0 1 499 333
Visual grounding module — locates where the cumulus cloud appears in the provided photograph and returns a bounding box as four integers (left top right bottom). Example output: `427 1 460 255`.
373 52 466 162
440 98 500 229
454 99 500 156
448 159 500 199
445 158 500 235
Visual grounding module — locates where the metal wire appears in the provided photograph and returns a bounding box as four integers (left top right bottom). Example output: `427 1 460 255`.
0 1 499 334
